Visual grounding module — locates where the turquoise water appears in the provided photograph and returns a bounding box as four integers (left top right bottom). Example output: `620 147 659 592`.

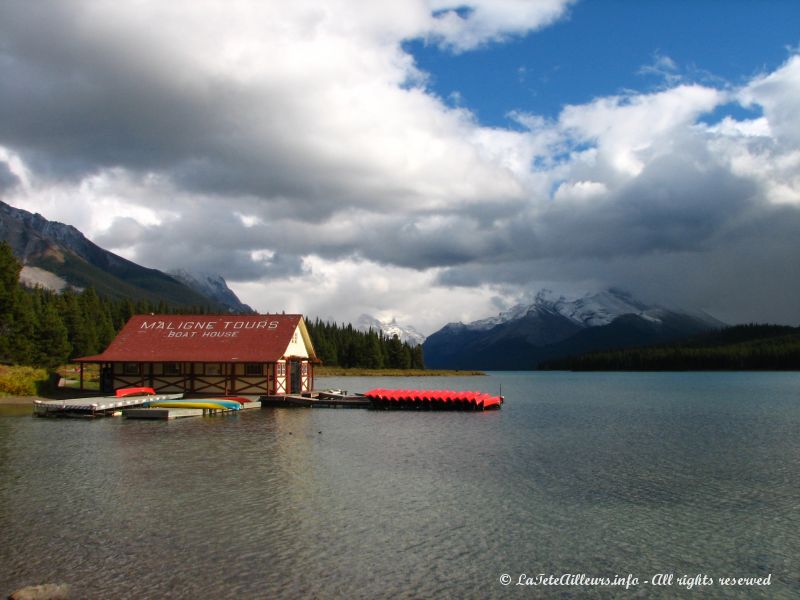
1 372 799 598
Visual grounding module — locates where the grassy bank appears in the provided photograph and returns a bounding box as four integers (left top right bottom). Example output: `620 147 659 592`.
0 364 102 398
0 365 50 396
315 366 485 377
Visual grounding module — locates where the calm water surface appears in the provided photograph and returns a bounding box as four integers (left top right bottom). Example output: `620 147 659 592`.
1 372 799 598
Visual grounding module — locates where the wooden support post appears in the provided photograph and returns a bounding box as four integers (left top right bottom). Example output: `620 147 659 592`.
80 363 84 391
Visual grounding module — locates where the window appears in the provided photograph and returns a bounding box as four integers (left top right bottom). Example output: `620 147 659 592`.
123 362 140 376
301 363 308 376
244 363 262 377
277 362 286 377
206 363 222 376
163 362 181 376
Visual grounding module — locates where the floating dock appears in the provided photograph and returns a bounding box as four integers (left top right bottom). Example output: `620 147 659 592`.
260 391 371 409
123 399 262 420
261 389 503 411
33 389 501 418
33 393 184 418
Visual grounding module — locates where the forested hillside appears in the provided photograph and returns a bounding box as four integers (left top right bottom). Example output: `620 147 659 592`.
0 242 220 368
0 242 424 371
539 324 800 371
307 318 424 370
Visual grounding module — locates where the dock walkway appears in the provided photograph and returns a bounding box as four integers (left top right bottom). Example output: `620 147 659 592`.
33 393 183 418
261 391 372 409
124 399 262 420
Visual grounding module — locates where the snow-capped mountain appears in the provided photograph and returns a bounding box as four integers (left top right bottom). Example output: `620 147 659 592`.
168 269 253 314
356 314 426 346
459 289 718 331
424 289 724 370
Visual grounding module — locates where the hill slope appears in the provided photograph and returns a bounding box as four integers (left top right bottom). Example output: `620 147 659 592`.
169 269 254 313
0 200 234 309
539 324 800 370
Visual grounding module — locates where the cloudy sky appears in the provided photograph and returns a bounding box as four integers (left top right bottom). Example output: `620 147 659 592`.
1 0 799 332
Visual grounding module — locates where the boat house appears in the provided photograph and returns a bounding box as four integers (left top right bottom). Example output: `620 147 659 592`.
76 314 318 395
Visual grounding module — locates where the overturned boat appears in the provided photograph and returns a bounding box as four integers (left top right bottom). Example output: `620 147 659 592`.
147 397 243 411
364 389 503 411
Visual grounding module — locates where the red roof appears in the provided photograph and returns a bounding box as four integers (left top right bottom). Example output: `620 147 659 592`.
77 314 314 363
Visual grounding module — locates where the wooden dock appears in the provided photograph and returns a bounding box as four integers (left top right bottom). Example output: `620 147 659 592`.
33 393 184 418
260 392 372 409
123 400 262 420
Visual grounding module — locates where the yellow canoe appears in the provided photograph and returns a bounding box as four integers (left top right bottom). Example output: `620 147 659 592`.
149 399 241 410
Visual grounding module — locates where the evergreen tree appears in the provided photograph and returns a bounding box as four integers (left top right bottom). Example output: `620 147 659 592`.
0 242 36 363
0 241 20 361
364 331 384 369
60 290 93 359
411 345 425 369
114 299 135 329
9 286 36 364
385 334 405 369
32 301 71 369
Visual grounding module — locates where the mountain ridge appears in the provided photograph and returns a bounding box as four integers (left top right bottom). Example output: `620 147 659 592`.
423 289 724 370
168 269 254 313
0 200 247 311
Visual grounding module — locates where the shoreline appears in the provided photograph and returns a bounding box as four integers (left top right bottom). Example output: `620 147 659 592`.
0 395 37 405
315 367 485 377
0 369 486 405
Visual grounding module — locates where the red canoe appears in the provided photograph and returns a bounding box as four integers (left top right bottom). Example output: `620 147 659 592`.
115 386 156 397
364 389 503 411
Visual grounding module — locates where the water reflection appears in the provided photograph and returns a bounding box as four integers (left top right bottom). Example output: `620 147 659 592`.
1 373 799 598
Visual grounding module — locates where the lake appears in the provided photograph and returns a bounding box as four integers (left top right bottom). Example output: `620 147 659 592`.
1 372 798 598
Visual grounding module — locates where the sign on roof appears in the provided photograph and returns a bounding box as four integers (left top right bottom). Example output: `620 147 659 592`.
139 317 280 338
77 314 315 363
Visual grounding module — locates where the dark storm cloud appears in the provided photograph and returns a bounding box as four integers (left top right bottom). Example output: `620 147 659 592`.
0 161 20 194
430 126 800 326
0 2 369 215
96 208 308 282
1 1 798 327
533 154 758 259
0 4 205 175
436 200 800 325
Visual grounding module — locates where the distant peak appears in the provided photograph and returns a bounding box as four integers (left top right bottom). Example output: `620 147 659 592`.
534 288 559 304
356 313 426 346
168 268 252 313
458 287 666 331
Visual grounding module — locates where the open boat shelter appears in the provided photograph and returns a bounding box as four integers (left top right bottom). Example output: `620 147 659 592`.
76 314 318 395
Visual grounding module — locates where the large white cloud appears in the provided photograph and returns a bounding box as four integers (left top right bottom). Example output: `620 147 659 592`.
1 1 799 331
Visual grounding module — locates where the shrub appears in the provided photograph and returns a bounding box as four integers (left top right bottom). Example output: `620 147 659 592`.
0 365 49 396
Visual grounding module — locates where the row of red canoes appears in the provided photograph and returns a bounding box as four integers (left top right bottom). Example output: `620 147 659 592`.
364 389 503 411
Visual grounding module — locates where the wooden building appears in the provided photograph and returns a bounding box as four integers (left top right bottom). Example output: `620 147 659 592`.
76 314 318 395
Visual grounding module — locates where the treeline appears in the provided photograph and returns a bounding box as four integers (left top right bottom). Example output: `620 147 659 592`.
539 324 800 371
0 242 224 369
306 318 424 369
1 241 426 371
